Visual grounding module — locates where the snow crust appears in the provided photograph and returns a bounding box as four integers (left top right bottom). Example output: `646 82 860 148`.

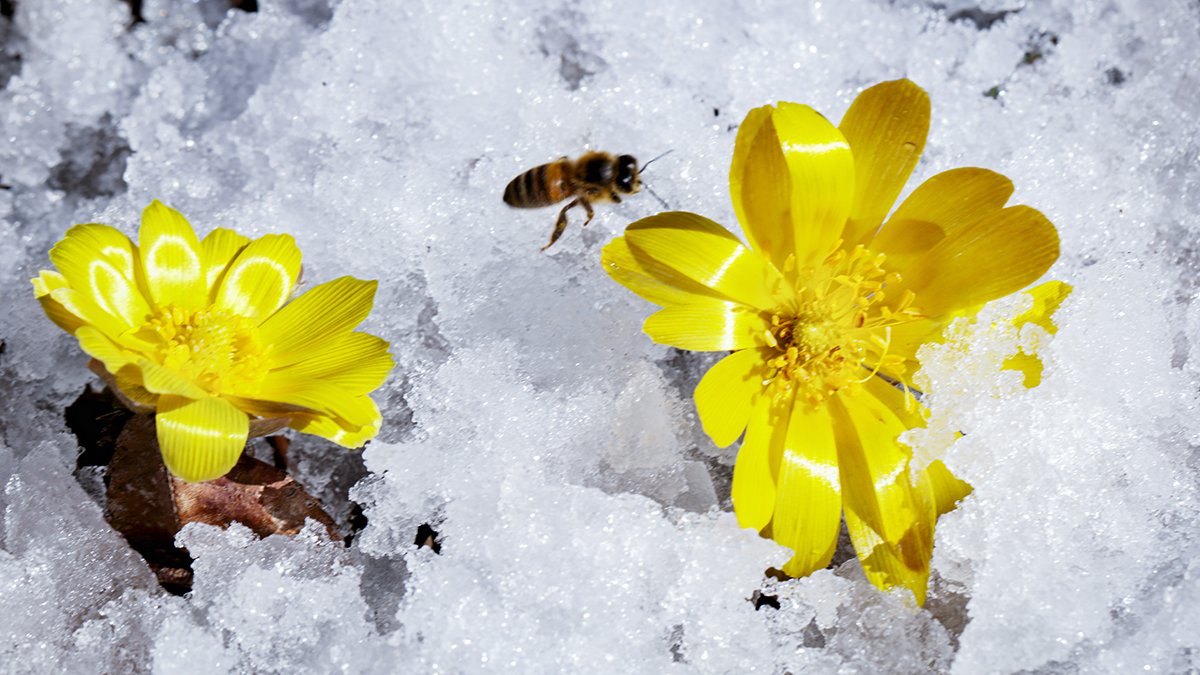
2 0 1199 671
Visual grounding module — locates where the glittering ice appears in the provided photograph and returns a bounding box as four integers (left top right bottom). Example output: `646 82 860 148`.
1 0 1199 672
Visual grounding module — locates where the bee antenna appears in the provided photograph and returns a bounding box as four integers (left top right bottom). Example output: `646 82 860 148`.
638 149 674 175
644 184 670 210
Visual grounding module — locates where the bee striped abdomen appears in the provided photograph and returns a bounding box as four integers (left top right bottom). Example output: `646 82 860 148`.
503 161 572 208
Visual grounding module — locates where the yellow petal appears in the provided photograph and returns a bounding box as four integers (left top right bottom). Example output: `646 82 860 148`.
37 294 86 334
156 394 249 482
850 506 934 606
693 348 770 447
924 459 973 517
1000 280 1072 388
871 168 1013 274
1002 351 1044 388
290 398 381 448
834 391 936 605
265 332 394 395
259 276 378 369
643 299 770 351
252 379 379 427
49 223 151 329
75 326 136 373
624 212 786 310
772 102 855 267
214 234 302 322
600 236 727 307
33 271 86 333
774 402 842 578
248 416 292 438
137 359 207 399
31 269 67 298
221 395 317 419
201 227 251 293
861 375 924 425
878 316 945 367
49 223 140 279
49 287 147 348
730 105 795 271
833 392 912 539
898 205 1060 319
732 394 791 531
112 365 160 409
838 80 930 246
293 416 379 448
860 378 973 517
1012 280 1072 334
138 200 205 310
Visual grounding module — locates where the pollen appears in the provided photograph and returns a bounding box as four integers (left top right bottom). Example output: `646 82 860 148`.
143 305 267 395
764 245 923 408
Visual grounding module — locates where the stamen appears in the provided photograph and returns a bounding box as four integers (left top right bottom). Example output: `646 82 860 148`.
144 305 267 395
761 243 926 409
854 326 891 384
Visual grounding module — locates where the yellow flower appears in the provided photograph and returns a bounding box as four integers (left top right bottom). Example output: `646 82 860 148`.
33 200 393 482
601 80 1060 605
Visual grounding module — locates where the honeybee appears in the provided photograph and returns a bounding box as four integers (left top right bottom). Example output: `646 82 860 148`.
504 151 657 251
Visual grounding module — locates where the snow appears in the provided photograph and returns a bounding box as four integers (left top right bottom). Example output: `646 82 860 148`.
2 0 1200 672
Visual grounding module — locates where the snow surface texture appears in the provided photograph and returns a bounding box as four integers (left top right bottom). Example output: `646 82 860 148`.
1 0 1199 672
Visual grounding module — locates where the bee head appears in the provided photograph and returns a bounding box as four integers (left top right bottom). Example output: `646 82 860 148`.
615 154 641 194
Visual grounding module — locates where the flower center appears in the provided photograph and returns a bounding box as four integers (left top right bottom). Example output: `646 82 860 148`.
764 244 922 408
144 305 268 395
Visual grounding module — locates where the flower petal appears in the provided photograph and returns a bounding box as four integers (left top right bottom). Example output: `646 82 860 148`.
32 271 86 333
76 326 136 373
289 398 381 448
220 395 316 419
112 365 160 409
49 287 151 349
214 234 302 322
49 223 151 329
138 359 208 399
832 392 908 539
138 200 206 310
32 269 67 297
1012 280 1072 334
833 391 936 605
265 332 394 395
36 295 86 334
156 394 249 482
624 212 786 310
600 235 727 307
772 102 855 267
643 299 770 351
872 167 1013 273
731 105 794 270
1002 352 1044 388
32 269 73 303
838 79 930 246
201 227 251 294
850 507 934 606
694 347 770 447
259 276 378 369
877 317 946 368
251 379 380 427
774 402 842 578
1000 280 1073 388
899 205 1060 319
924 459 972 517
732 394 789 531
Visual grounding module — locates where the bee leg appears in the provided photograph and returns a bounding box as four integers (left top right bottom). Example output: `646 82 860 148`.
542 198 579 251
580 198 596 226
610 193 622 204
